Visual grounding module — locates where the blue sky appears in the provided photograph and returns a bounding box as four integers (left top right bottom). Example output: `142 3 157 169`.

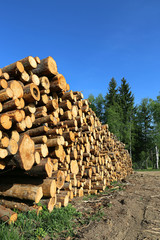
0 0 160 105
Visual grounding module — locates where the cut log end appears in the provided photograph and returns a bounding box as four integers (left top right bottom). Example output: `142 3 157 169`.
17 134 35 170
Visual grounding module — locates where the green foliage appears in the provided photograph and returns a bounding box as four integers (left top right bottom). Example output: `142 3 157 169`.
88 93 104 122
88 78 160 170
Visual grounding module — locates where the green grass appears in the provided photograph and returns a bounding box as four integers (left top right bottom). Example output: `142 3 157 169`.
135 168 160 172
0 202 106 240
0 204 82 240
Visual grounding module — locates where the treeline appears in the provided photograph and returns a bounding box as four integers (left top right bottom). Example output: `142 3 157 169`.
88 78 160 169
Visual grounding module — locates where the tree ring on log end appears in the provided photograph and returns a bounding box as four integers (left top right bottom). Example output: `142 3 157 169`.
30 84 40 101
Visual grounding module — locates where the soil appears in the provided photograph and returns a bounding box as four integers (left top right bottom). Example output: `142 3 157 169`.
72 171 160 240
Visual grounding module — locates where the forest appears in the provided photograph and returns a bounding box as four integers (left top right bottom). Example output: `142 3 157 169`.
88 78 160 169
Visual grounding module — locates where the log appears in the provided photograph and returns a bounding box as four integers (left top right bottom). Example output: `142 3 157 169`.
13 134 35 170
6 109 24 123
2 98 21 112
0 114 12 130
35 144 48 157
46 99 58 111
70 160 79 175
8 80 24 99
0 88 13 102
57 194 69 207
0 184 43 203
40 196 57 212
19 56 37 71
60 110 72 120
32 56 57 76
34 56 41 64
0 136 9 148
2 61 24 76
27 158 53 178
23 83 40 102
20 71 30 83
25 125 48 137
0 79 8 89
46 136 64 147
49 145 66 162
0 103 2 113
52 170 65 189
29 74 40 85
7 139 18 155
0 199 42 213
0 160 5 169
0 205 17 224
39 76 50 90
0 72 10 80
62 131 75 142
40 178 56 197
32 135 47 144
50 74 67 92
59 100 72 111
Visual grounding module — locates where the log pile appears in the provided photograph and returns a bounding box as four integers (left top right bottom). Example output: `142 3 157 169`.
0 56 132 222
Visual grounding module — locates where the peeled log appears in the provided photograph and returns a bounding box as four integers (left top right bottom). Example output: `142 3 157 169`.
13 134 35 170
0 205 17 224
0 184 43 203
32 56 57 76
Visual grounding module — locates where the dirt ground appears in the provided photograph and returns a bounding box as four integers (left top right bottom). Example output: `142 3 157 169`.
72 171 160 240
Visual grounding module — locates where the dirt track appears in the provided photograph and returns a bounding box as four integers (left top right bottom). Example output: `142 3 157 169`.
72 171 160 240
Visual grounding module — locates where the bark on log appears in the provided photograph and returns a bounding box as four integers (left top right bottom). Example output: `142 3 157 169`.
0 184 43 203
2 61 24 76
19 56 37 71
32 56 57 76
0 205 17 224
23 83 40 102
0 88 13 102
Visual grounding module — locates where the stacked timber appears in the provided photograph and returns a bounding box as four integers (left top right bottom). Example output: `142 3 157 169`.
0 56 132 222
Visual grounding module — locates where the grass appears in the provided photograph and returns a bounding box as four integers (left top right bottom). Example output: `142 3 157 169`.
135 168 160 171
0 204 81 240
0 181 126 239
0 203 106 240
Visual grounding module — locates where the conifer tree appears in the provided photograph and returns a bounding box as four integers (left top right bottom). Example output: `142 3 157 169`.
104 78 122 140
118 78 134 152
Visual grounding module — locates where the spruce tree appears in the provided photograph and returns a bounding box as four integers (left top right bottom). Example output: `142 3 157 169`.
118 78 134 152
104 78 122 140
135 98 153 168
